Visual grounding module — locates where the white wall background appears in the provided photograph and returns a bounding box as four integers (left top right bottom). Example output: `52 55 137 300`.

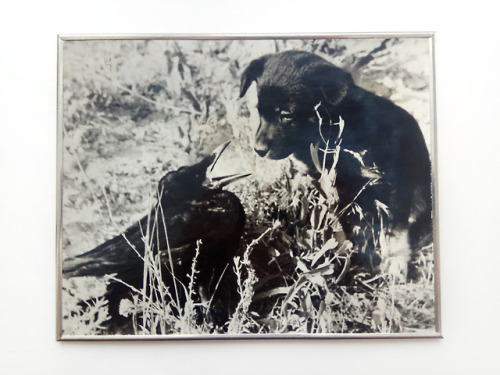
1 1 499 374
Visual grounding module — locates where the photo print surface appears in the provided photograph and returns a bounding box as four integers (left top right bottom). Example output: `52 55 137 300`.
57 35 439 339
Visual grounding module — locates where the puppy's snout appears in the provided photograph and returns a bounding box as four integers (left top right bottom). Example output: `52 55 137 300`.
254 145 269 157
254 120 271 157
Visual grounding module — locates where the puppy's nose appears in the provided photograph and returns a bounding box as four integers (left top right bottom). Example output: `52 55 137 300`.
254 146 269 157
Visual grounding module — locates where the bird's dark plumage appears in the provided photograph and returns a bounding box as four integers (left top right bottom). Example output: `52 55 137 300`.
63 143 247 331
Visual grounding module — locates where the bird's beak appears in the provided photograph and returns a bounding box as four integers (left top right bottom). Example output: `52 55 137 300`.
209 173 252 188
208 140 231 173
204 141 251 188
194 140 231 173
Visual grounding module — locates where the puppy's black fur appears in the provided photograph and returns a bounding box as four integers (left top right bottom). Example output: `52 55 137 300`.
240 50 432 278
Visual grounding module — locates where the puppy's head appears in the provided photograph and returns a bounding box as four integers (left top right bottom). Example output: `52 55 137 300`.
240 51 353 161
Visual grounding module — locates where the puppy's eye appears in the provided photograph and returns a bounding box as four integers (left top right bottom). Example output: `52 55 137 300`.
309 114 320 123
279 110 293 123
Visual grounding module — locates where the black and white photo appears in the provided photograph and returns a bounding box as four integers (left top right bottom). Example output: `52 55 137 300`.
57 34 439 339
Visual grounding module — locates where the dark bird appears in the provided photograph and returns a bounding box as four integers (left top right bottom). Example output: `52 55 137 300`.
63 142 249 332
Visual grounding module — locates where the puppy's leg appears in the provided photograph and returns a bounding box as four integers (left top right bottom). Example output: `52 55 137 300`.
379 229 411 283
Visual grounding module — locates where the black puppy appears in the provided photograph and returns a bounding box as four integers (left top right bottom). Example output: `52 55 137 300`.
240 50 433 279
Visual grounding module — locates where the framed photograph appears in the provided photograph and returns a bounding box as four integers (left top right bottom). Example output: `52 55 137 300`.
57 33 440 340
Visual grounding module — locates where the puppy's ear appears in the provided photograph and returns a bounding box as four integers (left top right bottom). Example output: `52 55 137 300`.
240 56 268 98
313 65 354 106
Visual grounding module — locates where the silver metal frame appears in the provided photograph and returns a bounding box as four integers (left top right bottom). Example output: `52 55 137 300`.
56 33 441 341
